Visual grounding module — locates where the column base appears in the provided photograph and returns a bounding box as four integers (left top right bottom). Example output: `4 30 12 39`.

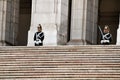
0 41 6 46
67 39 91 45
0 41 13 46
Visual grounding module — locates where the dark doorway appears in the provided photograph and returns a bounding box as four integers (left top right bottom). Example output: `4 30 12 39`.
98 0 120 44
17 0 32 46
67 0 72 42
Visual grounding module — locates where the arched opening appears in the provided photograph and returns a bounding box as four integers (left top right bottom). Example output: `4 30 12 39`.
98 0 120 44
17 0 32 46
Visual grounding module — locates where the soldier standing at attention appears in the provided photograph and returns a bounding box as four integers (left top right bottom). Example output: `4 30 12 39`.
100 25 112 45
34 24 44 46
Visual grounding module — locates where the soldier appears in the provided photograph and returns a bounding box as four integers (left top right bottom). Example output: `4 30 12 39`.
34 24 44 46
100 25 112 45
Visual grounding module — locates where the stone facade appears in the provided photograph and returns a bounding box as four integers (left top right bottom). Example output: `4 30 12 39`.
28 0 99 46
0 0 120 46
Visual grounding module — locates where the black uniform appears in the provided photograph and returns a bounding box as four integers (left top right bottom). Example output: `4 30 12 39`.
100 33 112 45
34 32 44 46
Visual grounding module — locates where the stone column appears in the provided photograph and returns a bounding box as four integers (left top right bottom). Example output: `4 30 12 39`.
0 0 19 46
68 0 98 45
0 0 6 46
6 0 19 45
57 0 70 45
117 14 120 45
87 0 98 45
27 0 58 46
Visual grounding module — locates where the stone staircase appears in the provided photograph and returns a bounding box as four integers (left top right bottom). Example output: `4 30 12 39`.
0 45 120 80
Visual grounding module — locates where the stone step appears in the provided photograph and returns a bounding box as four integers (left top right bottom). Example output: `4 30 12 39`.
1 78 120 80
0 49 119 53
0 74 120 79
0 65 119 68
0 46 119 80
0 54 119 57
0 68 120 74
0 45 120 51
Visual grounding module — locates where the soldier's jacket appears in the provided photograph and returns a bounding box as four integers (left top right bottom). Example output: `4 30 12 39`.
34 31 44 44
100 33 112 44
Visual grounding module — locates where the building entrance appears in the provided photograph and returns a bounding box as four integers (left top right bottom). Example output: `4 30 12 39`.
98 0 120 44
17 0 32 46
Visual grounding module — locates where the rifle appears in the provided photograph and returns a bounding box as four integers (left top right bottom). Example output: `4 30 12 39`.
98 26 104 40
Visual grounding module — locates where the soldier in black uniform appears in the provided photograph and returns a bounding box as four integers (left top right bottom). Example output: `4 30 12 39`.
34 24 44 46
100 25 112 45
